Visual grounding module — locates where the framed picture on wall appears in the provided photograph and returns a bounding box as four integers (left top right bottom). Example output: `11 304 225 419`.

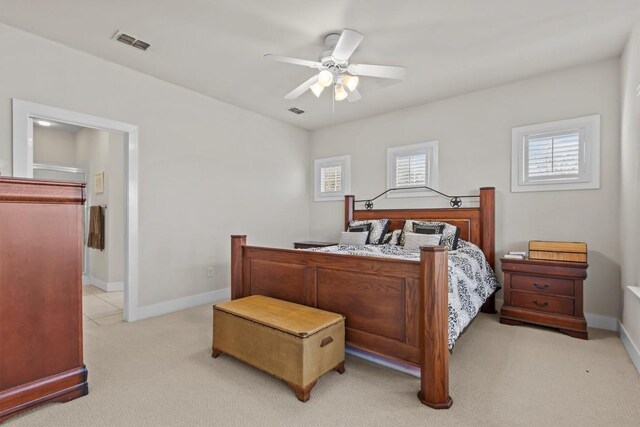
94 172 104 194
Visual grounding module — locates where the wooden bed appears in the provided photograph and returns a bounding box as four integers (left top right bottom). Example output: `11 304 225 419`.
229 187 496 409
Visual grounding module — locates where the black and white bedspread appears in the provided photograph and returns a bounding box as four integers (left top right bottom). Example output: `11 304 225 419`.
304 240 500 349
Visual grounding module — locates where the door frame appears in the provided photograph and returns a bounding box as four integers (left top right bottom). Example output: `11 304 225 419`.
12 99 140 321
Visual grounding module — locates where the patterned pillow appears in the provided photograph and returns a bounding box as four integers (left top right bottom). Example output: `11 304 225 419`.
403 232 442 252
348 219 390 244
338 231 368 246
413 223 445 235
400 220 461 250
389 229 402 245
348 223 372 243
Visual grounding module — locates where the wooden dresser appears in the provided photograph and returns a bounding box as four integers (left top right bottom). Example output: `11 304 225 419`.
0 177 88 422
500 258 588 340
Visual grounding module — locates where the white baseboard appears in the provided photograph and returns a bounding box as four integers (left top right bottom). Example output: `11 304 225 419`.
135 287 230 321
620 321 640 374
585 312 618 331
87 276 123 292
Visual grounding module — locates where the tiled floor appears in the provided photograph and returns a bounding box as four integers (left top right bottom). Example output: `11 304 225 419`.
82 285 123 326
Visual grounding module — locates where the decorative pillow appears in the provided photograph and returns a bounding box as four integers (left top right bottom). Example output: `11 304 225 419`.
413 223 445 235
348 219 390 244
382 232 393 244
348 223 372 243
338 231 369 246
390 229 402 245
400 220 461 250
403 232 442 252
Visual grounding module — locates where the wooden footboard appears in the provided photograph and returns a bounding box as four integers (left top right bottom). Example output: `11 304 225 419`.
230 235 452 409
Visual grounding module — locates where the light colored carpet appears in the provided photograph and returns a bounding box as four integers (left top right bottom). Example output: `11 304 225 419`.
6 304 640 426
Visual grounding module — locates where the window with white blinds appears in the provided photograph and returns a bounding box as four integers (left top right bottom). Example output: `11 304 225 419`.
525 130 583 180
314 155 351 201
320 165 342 193
395 153 427 187
512 115 600 192
387 141 438 198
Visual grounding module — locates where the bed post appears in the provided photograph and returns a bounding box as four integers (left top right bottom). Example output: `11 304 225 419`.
231 235 246 300
479 187 497 314
344 195 355 230
418 245 452 409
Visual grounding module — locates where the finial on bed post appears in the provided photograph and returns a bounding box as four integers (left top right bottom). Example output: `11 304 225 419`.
344 195 355 230
418 245 453 409
231 235 246 300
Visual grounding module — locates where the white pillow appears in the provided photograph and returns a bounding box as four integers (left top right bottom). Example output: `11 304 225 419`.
403 232 442 252
339 231 369 246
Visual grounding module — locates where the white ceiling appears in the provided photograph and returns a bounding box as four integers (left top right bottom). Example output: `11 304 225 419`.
1 0 639 130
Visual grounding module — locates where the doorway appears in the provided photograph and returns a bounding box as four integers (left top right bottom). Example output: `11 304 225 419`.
12 99 140 321
32 120 126 325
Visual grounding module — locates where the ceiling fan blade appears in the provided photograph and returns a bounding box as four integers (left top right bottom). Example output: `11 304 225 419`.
332 29 364 61
284 75 319 100
348 89 362 102
348 63 407 80
264 54 321 69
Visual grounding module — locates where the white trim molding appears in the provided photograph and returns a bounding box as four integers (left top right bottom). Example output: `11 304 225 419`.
387 140 439 198
314 155 351 202
136 288 231 320
12 99 139 322
584 312 618 331
620 322 640 374
87 277 124 292
511 115 600 193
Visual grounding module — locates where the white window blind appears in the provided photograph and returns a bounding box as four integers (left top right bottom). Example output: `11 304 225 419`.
320 165 342 193
525 131 581 181
395 153 427 187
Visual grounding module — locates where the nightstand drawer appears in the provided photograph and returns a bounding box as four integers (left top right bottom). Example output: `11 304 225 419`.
511 274 574 296
510 291 574 316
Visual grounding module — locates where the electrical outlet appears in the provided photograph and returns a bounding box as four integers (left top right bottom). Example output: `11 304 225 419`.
207 267 214 278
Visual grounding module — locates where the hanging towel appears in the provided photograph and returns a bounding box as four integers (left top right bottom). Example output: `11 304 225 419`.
87 206 105 250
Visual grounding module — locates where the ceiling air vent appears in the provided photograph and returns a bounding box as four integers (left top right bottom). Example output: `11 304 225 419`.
112 30 151 51
288 107 305 115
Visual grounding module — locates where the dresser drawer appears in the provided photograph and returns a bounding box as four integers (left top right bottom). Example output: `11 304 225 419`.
511 274 574 296
510 291 574 316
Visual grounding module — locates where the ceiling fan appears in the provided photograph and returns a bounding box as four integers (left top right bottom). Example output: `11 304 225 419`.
265 29 407 103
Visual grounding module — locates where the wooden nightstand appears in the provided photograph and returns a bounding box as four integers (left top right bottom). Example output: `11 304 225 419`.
293 241 337 249
500 258 588 340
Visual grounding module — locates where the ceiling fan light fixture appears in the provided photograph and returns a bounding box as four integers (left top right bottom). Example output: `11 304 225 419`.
318 69 333 87
343 74 359 92
310 81 325 97
334 85 348 101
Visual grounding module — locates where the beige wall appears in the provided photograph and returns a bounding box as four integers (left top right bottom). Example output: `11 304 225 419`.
33 126 76 165
620 20 640 350
309 59 621 319
0 23 311 307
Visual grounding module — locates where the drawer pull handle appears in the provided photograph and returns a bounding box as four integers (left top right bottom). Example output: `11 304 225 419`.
320 336 334 347
533 300 549 307
532 282 549 290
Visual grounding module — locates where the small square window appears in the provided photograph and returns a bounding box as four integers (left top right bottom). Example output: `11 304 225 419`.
512 115 600 192
314 155 351 201
387 141 438 198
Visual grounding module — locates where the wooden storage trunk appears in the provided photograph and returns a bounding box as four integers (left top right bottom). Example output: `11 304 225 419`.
212 295 345 402
528 240 587 263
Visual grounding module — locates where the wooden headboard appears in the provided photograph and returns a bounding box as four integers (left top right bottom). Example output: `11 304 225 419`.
344 187 495 267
